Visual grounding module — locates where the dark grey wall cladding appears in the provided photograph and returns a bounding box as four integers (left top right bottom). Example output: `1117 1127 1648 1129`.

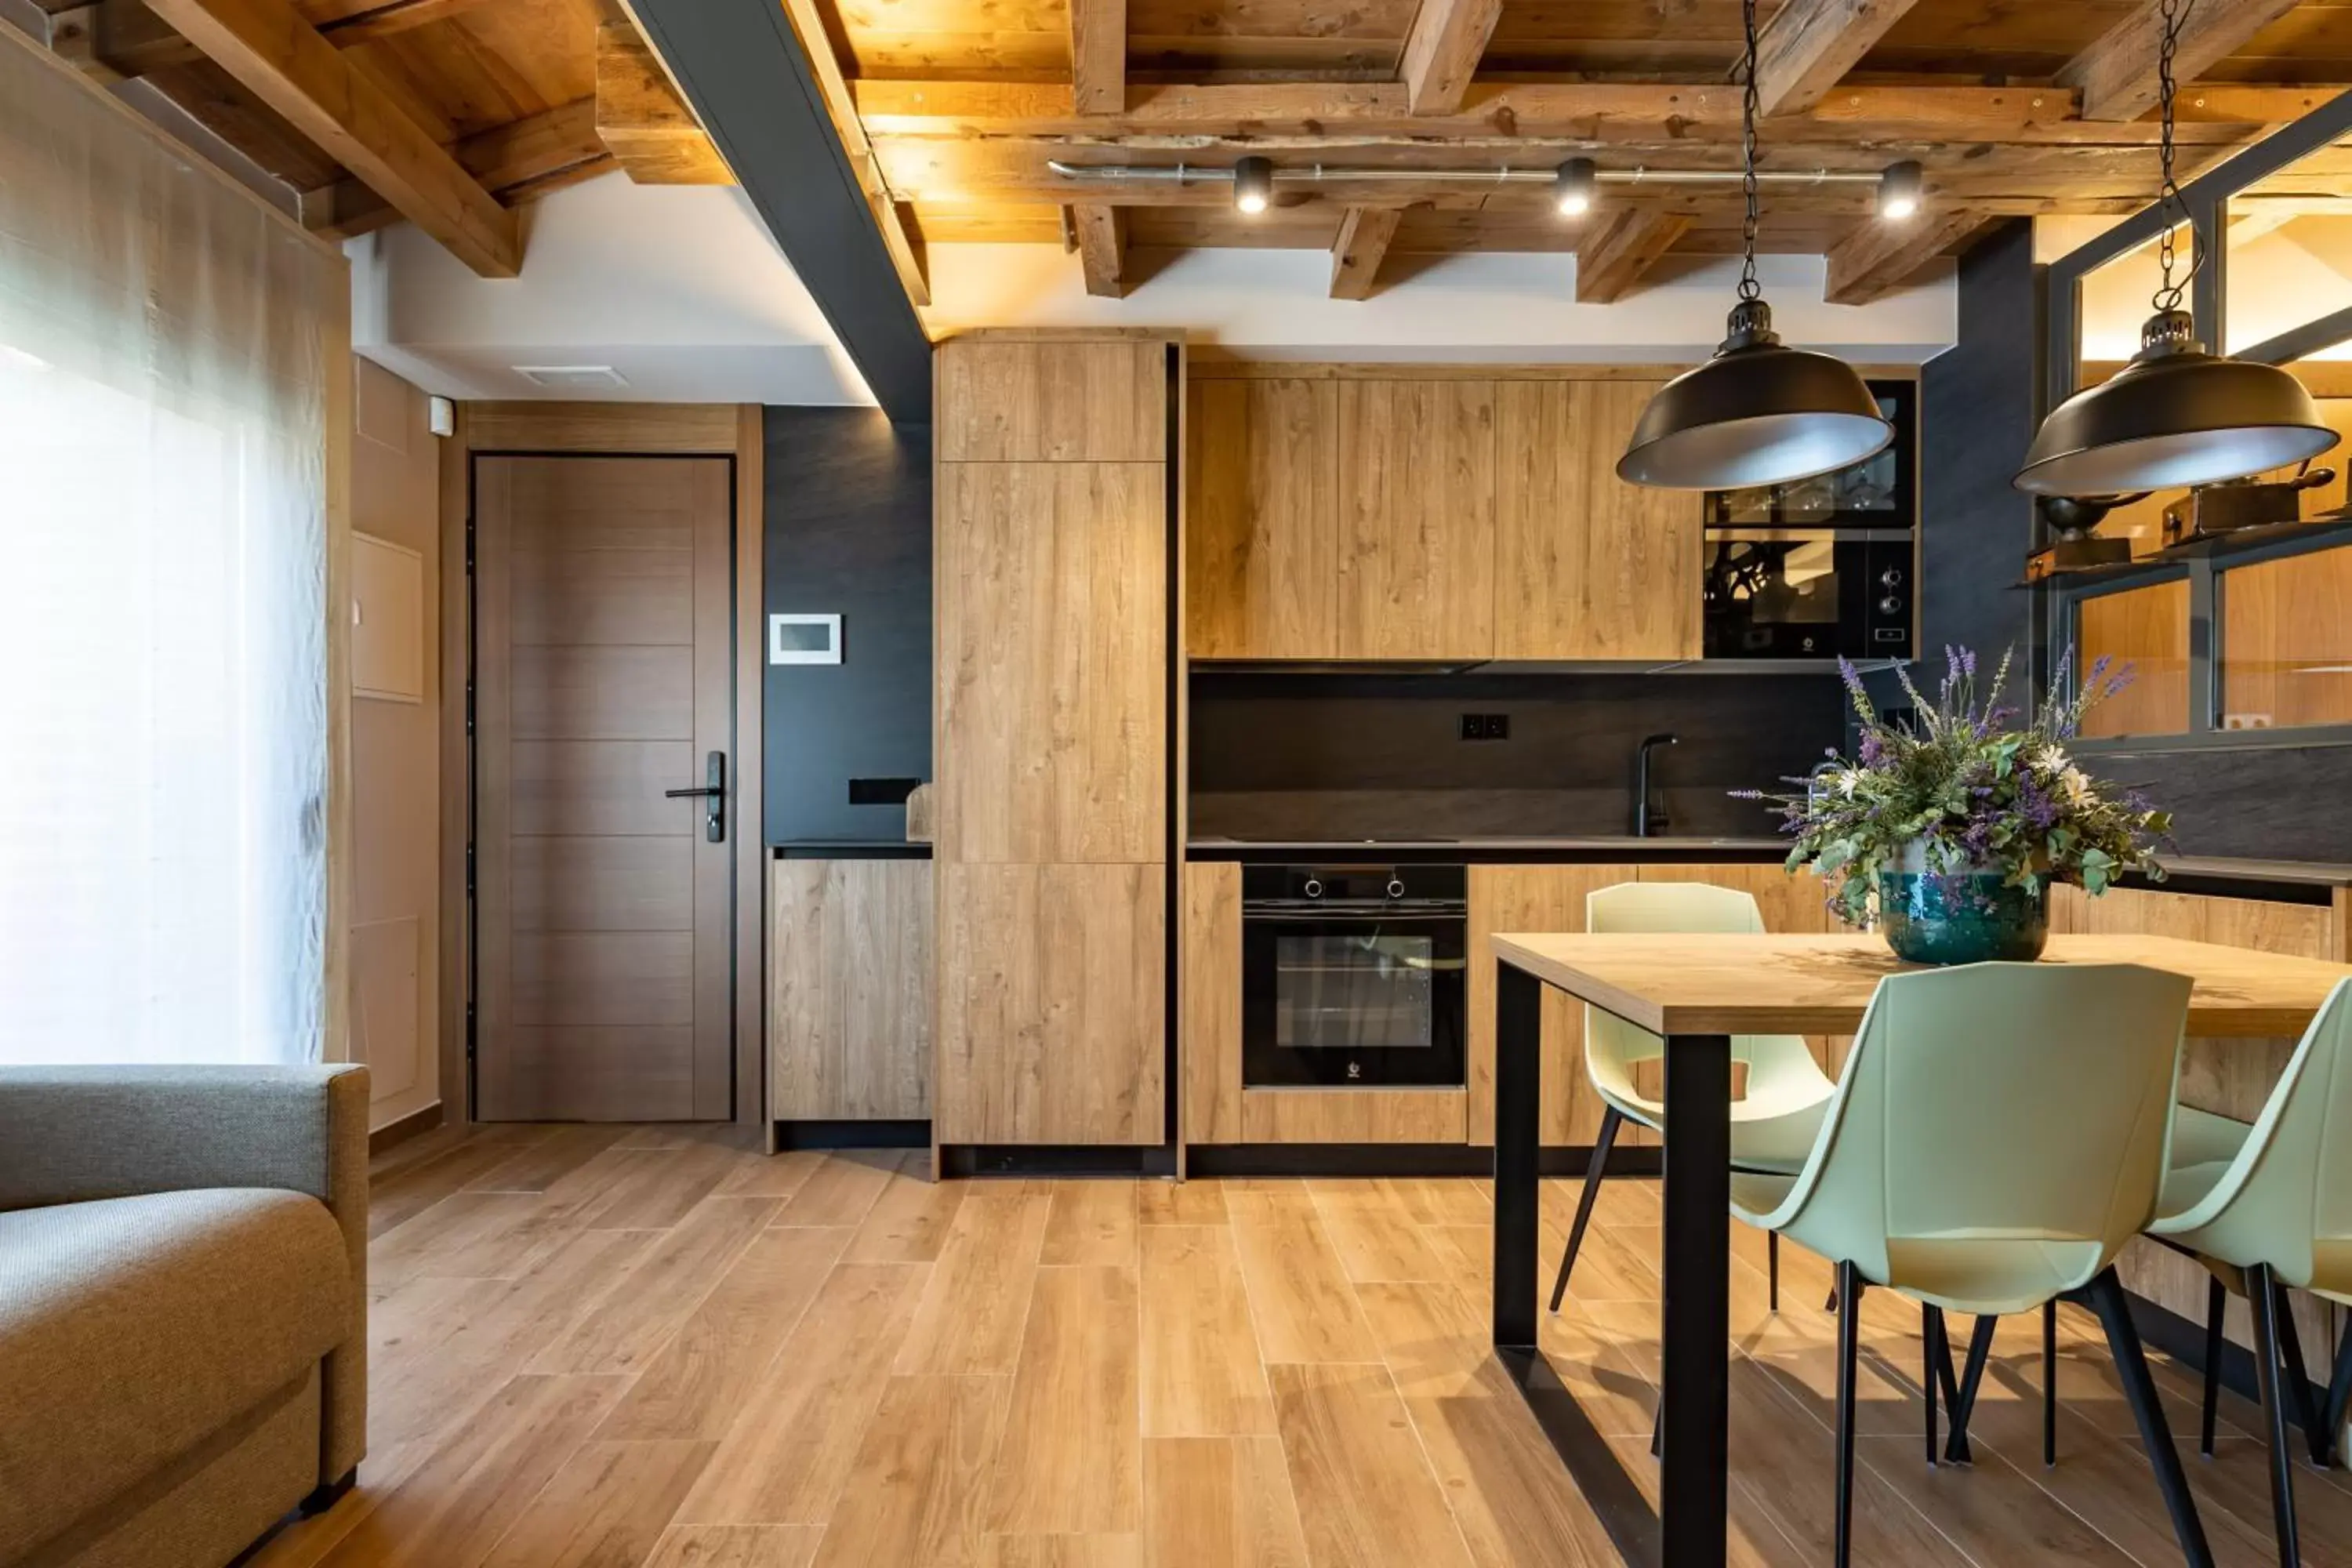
1187 671 1842 840
762 408 932 844
2095 746 2352 862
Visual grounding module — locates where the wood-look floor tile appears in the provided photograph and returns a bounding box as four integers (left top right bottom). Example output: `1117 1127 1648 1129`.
593 1225 851 1440
369 1192 570 1289
1602 1436 1809 1568
315 1374 629 1568
674 1263 931 1525
1142 1436 1310 1568
1138 1181 1229 1225
806 1375 1007 1568
527 1196 779 1376
1399 1358 1628 1568
981 1535 1145 1567
895 1190 1053 1376
1227 1214 1379 1364
1308 1183 1453 1284
1040 1180 1141 1267
464 1125 636 1195
1374 1177 1492 1228
1139 1225 1274 1438
642 1524 824 1568
775 1150 905 1227
843 1160 971 1263
572 1144 746 1229
477 1439 714 1568
989 1265 1142 1534
713 1149 826 1198
1855 1436 2137 1566
372 1138 549 1239
1353 1281 1490 1400
1267 1362 1475 1568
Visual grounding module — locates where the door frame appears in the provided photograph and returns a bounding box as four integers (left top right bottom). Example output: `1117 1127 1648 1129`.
438 403 766 1130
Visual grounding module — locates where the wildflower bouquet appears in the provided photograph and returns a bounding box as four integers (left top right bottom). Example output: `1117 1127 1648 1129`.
1740 647 2173 927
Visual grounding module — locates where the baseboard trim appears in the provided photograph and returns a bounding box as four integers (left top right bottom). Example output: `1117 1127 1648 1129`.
941 1144 1181 1178
774 1118 930 1151
368 1102 444 1158
1182 1144 1663 1178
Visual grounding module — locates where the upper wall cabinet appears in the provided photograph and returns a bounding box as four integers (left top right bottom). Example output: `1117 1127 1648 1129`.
935 459 1169 863
1494 379 1703 661
1336 379 1497 661
1187 377 1341 659
937 339 1167 462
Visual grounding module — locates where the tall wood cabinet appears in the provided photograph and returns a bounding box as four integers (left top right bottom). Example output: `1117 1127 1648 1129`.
933 332 1174 1146
1185 370 1704 662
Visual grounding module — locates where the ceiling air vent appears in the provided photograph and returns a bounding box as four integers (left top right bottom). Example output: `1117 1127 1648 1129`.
513 365 629 390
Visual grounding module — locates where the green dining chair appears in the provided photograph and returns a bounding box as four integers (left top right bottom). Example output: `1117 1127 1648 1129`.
2143 977 2352 1568
1730 961 2211 1568
1548 880 1838 1314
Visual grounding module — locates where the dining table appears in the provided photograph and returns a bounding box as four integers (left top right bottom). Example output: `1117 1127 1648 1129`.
1486 930 2352 1568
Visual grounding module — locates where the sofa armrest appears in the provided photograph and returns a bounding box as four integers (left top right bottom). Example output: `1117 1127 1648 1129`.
0 1064 371 1483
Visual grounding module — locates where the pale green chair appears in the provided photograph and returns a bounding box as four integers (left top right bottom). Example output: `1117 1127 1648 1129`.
1548 880 1838 1313
1731 962 2211 1568
2144 977 2352 1568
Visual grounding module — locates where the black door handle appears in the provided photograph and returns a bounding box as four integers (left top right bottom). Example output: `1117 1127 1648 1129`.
666 753 726 842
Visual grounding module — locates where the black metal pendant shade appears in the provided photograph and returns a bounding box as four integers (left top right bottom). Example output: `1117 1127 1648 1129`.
1618 299 1893 489
2015 310 2339 495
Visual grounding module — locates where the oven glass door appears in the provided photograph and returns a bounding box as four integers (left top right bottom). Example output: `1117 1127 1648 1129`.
1242 913 1467 1088
1701 528 1912 659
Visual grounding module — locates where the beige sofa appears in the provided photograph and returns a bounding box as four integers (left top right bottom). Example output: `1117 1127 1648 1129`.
0 1065 368 1568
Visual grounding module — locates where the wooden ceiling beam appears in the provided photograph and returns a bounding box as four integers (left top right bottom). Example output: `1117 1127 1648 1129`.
2059 0 2304 122
1330 206 1403 299
1752 0 1929 117
307 98 610 240
1399 0 1504 116
143 0 521 275
1824 209 1996 304
1069 204 1129 296
1574 208 1691 303
48 0 496 80
845 78 2334 147
1069 0 1124 114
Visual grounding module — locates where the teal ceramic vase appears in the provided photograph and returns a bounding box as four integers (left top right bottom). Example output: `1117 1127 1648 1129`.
1878 865 2049 965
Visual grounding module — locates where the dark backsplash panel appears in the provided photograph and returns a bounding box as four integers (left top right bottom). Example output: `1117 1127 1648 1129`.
1188 671 1843 840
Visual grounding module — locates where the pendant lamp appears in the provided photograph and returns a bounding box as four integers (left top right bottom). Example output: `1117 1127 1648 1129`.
2015 0 2337 495
1617 0 1890 490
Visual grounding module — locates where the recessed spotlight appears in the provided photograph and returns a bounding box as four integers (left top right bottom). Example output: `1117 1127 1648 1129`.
1232 157 1273 216
1877 161 1923 222
1554 158 1598 218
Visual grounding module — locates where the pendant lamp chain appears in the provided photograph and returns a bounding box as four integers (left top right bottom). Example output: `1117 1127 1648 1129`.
2151 0 2199 314
1737 0 1762 303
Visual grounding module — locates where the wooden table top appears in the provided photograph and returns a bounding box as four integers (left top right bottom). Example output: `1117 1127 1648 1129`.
1490 931 2351 1037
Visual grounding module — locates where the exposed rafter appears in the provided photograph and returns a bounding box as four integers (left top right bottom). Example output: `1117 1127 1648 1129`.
1399 0 1504 116
1752 0 1929 117
1574 208 1692 303
143 0 521 276
1069 204 1129 296
1330 206 1403 300
48 0 499 80
307 100 610 239
1069 0 1124 115
2058 0 2304 122
595 22 730 183
1824 210 1995 304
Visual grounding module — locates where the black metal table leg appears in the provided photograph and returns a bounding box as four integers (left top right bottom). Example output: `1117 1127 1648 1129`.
1491 964 1733 1568
1661 1032 1733 1568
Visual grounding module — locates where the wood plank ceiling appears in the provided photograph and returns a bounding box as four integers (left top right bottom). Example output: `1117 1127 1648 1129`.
31 0 2352 305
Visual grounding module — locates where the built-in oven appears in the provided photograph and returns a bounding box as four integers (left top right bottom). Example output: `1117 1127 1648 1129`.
1241 865 1467 1089
1701 527 1915 659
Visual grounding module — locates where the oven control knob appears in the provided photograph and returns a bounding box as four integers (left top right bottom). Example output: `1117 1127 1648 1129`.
1878 595 1904 615
1302 878 1323 899
1347 1061 1363 1080
1386 878 1406 900
1881 568 1904 587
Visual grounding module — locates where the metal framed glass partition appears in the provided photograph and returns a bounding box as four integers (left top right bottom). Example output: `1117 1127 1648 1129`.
2042 91 2352 753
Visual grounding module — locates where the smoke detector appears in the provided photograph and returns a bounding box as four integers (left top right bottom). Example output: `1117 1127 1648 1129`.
513 365 629 390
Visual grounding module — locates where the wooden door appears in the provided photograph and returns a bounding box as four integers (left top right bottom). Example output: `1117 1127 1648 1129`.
1494 379 1703 660
474 456 735 1121
1186 377 1340 659
1336 379 1497 660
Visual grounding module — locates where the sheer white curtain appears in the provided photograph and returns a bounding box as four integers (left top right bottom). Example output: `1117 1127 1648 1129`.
0 31 344 1065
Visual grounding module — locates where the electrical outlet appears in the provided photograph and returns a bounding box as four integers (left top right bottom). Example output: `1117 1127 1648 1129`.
1459 713 1487 740
1458 713 1509 741
1486 713 1510 740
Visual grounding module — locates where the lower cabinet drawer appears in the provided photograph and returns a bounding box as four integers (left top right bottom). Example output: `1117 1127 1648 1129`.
1238 1088 1467 1145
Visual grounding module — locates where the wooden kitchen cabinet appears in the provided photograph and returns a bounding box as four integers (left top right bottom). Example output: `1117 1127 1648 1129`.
1494 379 1703 660
935 459 1167 865
935 862 1167 1145
1187 377 1340 659
935 337 1167 463
1179 861 1243 1145
1336 379 1497 660
770 858 931 1120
